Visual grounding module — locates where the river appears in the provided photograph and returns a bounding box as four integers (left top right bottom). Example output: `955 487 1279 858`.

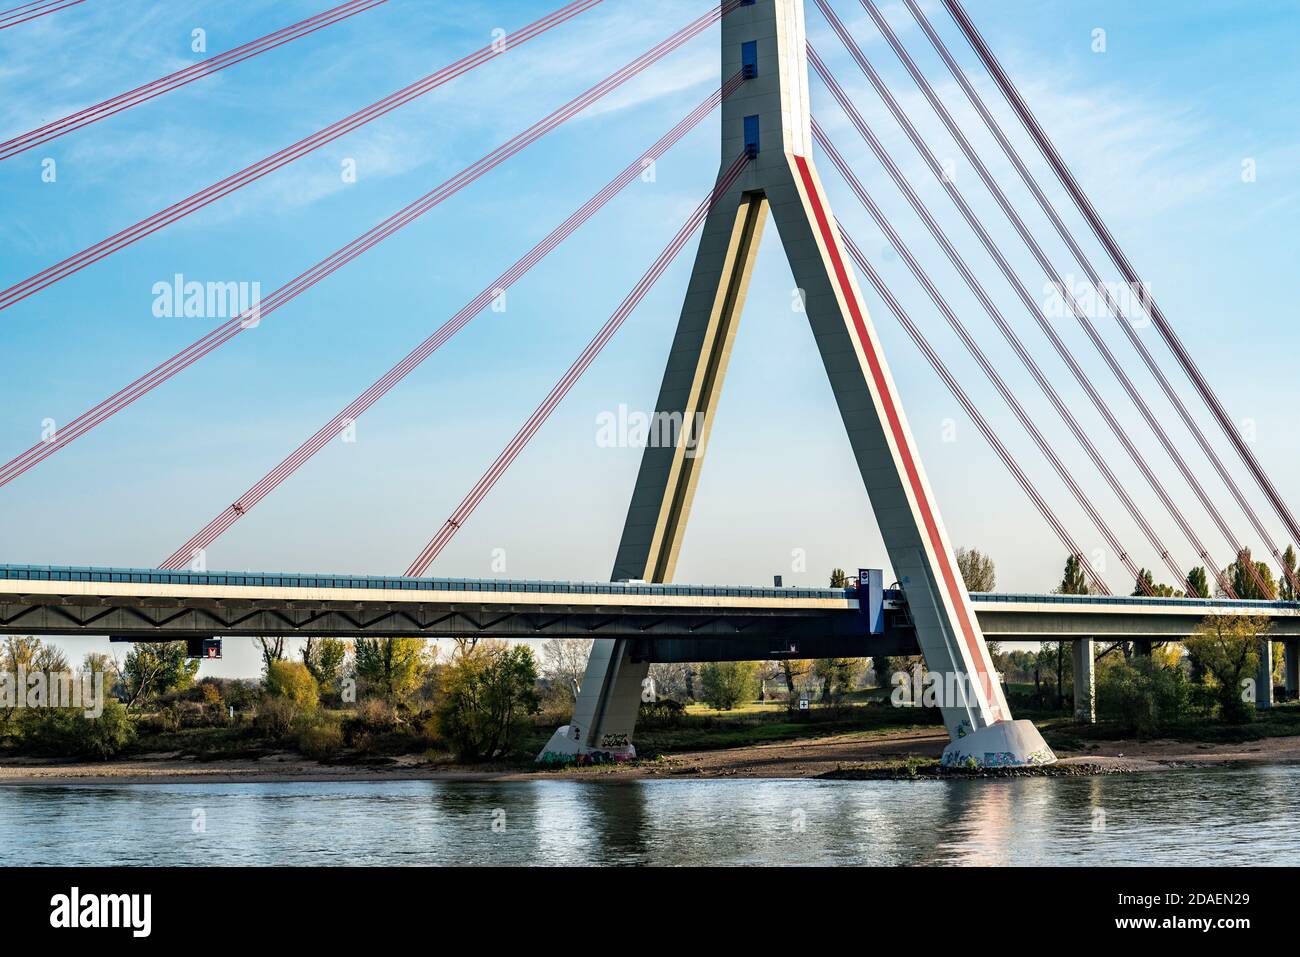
2 765 1296 866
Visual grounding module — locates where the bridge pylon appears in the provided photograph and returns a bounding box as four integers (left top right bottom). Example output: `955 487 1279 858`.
540 0 1054 768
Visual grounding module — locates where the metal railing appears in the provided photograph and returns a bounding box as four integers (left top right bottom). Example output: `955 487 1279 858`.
967 591 1300 612
0 565 845 601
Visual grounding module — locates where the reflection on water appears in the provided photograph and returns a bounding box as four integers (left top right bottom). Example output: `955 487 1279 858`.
2 765 1297 866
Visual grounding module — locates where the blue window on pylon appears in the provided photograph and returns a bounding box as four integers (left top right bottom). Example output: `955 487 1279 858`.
744 114 760 157
741 40 758 78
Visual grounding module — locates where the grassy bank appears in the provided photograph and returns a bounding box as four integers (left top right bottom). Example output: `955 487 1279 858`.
7 693 1300 773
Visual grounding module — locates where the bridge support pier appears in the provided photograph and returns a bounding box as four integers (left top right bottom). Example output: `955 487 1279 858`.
1285 639 1298 701
1257 637 1275 711
1073 637 1095 724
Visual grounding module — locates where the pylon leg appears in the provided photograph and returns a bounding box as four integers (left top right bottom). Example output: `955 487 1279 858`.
539 190 769 763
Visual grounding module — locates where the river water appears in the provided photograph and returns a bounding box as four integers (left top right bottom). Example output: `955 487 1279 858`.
2 765 1297 866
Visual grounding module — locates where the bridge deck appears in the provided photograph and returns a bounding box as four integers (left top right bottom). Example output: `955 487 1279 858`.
2 566 1299 648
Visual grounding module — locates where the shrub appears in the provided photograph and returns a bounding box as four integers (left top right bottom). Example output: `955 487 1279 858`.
218 679 260 713
698 661 759 711
70 698 136 760
436 642 539 761
254 696 299 739
1185 614 1267 723
341 697 401 749
1098 656 1191 736
264 661 320 714
297 717 344 760
638 698 686 727
17 701 136 760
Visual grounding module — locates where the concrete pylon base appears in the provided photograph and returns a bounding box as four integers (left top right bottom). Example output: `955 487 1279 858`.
939 719 1057 768
536 725 636 765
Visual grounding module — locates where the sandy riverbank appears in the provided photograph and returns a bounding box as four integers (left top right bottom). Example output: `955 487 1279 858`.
5 727 1300 785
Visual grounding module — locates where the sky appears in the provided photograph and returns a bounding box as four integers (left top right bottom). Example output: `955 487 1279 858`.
1 0 1298 677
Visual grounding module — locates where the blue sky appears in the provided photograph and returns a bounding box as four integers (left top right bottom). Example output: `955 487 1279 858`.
2 0 1298 676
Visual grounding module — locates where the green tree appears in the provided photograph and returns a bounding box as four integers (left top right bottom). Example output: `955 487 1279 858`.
122 641 199 709
812 657 862 703
1184 614 1268 723
1132 568 1155 597
1186 566 1210 599
955 547 996 592
778 658 812 697
1037 641 1072 710
1097 655 1190 737
302 637 348 693
71 698 135 760
829 568 849 588
1279 546 1297 601
1224 548 1277 600
872 655 895 690
435 641 540 760
353 637 430 702
1057 554 1089 595
1132 568 1181 598
698 661 759 711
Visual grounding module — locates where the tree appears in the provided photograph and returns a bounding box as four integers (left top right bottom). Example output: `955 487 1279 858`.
353 637 430 703
1279 546 1297 601
264 660 320 713
812 657 862 703
829 568 849 588
1186 566 1210 599
1096 655 1190 737
1223 548 1277 600
698 661 759 711
1057 554 1089 595
254 636 287 675
777 658 812 698
872 655 895 690
302 637 348 693
1184 614 1269 723
955 547 995 592
122 641 199 709
540 638 592 701
647 662 692 703
1037 641 1072 710
1132 568 1181 598
1 637 71 736
435 641 540 760
1132 568 1155 597
2 635 68 673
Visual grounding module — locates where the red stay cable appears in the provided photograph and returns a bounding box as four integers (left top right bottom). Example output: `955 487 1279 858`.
159 77 742 570
0 4 732 490
404 154 751 576
1 0 389 160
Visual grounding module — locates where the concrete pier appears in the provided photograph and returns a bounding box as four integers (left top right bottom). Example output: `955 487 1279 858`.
1256 637 1275 710
1285 639 1298 701
1073 637 1095 723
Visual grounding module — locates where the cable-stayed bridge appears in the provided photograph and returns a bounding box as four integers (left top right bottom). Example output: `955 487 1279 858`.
3 0 1296 766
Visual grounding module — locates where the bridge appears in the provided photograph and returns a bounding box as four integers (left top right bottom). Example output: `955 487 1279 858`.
3 0 1297 766
6 565 1300 645
4 564 1299 724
